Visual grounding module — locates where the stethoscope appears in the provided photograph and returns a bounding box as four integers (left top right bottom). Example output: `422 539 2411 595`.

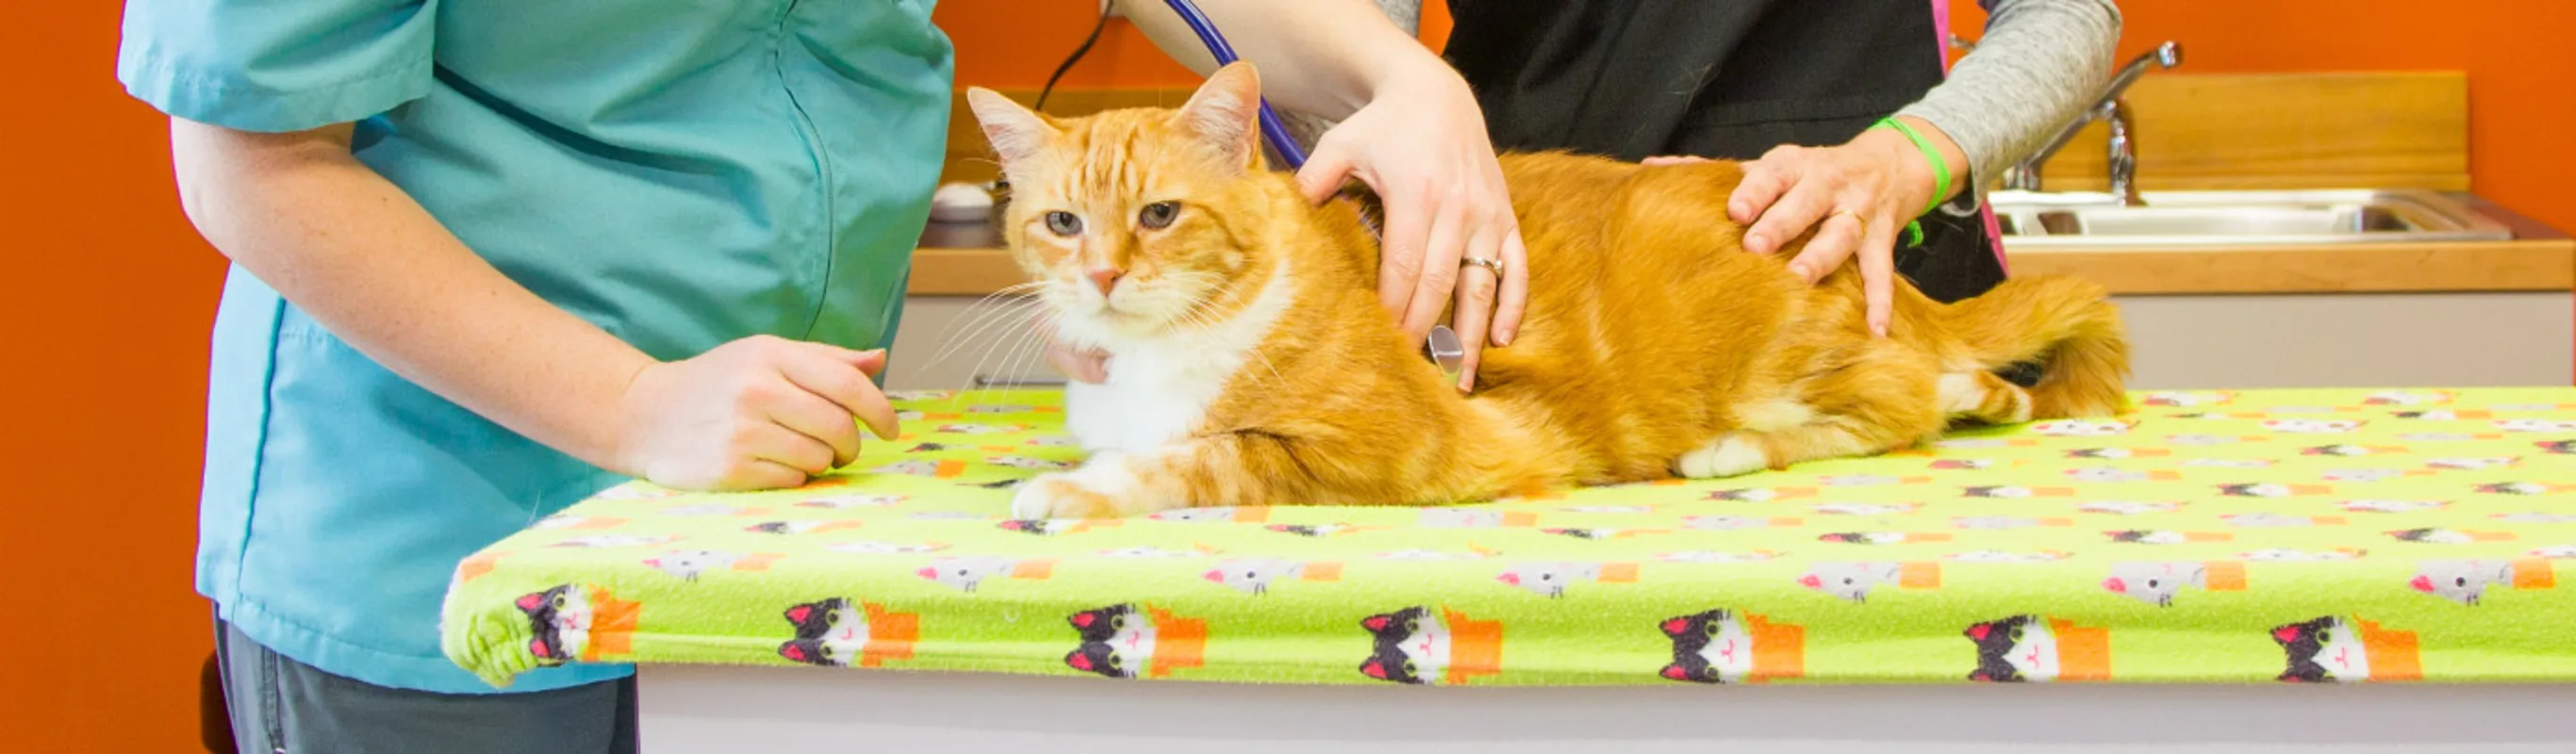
1162 0 1469 379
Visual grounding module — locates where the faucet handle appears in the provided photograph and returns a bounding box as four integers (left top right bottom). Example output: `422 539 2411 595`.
2150 41 2182 68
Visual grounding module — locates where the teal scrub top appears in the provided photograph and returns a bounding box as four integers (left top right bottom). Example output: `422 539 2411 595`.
118 0 953 694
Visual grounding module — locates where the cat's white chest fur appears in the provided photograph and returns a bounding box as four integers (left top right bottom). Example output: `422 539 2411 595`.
1062 271 1295 454
1064 345 1229 452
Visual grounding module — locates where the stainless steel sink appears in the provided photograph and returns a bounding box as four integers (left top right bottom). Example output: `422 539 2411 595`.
1987 189 2514 247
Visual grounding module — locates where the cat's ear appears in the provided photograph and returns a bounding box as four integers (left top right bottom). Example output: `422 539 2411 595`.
1174 61 1263 172
966 87 1062 170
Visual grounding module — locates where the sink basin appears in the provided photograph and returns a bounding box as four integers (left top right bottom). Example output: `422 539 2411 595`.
1987 189 2513 247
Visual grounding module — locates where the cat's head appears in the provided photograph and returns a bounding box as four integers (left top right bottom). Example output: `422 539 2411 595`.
1360 607 1445 684
1965 615 2058 682
966 62 1306 348
515 584 591 664
778 598 867 667
1065 604 1155 679
1660 609 1754 683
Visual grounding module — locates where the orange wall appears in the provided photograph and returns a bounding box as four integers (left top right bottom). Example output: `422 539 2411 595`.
4 3 228 752
8 4 2568 752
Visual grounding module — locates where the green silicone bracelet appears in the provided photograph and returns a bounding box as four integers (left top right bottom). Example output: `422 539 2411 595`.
1875 117 1951 217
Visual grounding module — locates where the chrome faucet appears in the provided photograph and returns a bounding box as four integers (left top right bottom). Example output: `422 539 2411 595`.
2000 41 2183 205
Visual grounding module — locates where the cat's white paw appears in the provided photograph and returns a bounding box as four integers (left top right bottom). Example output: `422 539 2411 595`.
1677 435 1769 479
1009 472 1100 519
1007 457 1153 519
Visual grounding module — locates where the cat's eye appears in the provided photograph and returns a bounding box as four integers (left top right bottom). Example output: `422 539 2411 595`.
2008 626 2024 642
2316 630 2332 643
817 645 834 659
1138 201 1180 230
552 595 567 608
1105 651 1124 667
1401 660 1418 676
1405 619 1420 633
1704 621 1723 637
1111 615 1128 631
1045 210 1083 237
825 611 839 625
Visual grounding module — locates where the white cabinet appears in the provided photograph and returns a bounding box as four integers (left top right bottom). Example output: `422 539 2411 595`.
883 292 2575 392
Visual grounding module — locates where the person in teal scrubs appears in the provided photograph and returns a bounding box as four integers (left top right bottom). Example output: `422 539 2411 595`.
120 0 1523 747
118 1 949 750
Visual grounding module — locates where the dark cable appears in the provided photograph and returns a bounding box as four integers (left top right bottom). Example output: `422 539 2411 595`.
1034 2 1115 113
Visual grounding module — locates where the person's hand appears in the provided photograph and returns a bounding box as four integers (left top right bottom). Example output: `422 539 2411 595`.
614 336 900 491
1644 117 1964 337
1293 64 1528 392
1035 312 1108 385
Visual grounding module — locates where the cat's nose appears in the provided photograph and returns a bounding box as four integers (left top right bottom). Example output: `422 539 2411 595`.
1086 268 1125 296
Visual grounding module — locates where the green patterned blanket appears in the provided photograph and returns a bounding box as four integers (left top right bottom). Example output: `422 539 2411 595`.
442 387 2576 687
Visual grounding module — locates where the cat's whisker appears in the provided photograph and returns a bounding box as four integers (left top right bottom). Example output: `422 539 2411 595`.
952 301 1047 402
924 294 1042 370
936 306 1046 409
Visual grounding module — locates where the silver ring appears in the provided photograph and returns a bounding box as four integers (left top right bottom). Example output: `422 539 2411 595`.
1460 256 1506 277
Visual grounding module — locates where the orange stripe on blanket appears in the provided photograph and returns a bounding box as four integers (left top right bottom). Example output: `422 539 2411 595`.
455 552 502 583
2359 619 2422 681
1443 609 1505 686
2049 618 2113 681
581 586 641 662
862 603 918 667
1749 613 1805 682
2204 561 2250 591
1148 607 1208 679
2514 558 2558 589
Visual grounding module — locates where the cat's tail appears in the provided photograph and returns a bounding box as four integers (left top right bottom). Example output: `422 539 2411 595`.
1928 274 2132 418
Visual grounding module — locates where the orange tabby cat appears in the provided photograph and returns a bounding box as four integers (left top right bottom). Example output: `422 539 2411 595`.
966 62 2127 520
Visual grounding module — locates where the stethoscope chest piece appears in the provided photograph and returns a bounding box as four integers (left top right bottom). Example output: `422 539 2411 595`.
1425 325 1465 379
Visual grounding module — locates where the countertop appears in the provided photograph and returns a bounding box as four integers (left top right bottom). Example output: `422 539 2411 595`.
907 196 2573 297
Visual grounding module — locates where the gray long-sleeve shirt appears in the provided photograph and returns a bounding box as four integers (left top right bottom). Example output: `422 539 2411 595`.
1898 0 2122 201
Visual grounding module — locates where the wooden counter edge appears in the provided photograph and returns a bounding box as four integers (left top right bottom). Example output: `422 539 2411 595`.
912 238 2575 297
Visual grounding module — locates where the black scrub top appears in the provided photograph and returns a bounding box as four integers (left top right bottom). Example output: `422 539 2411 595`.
1442 0 2008 303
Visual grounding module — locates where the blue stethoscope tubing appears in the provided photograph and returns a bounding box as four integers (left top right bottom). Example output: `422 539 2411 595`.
1160 1 1472 376
1162 0 1311 171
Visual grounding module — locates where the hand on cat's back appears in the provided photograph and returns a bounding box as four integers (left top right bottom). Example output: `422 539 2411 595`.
1643 118 1962 338
1291 65 1529 393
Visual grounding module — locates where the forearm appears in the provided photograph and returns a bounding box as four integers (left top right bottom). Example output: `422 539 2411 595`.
171 120 652 472
1113 0 1446 121
1893 0 2122 198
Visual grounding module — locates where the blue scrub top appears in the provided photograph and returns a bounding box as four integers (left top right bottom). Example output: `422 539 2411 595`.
118 0 953 694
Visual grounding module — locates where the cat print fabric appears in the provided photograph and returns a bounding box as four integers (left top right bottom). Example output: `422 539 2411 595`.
441 387 2576 688
2271 615 2421 682
514 584 638 665
1966 615 2110 682
1065 604 1207 680
1360 607 1504 685
776 598 918 668
1660 610 1806 683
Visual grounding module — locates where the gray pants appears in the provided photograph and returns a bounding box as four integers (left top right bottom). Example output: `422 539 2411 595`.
217 619 636 754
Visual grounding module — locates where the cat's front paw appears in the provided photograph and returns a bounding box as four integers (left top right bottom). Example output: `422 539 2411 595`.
1008 462 1160 519
1010 472 1109 519
1676 434 1770 479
